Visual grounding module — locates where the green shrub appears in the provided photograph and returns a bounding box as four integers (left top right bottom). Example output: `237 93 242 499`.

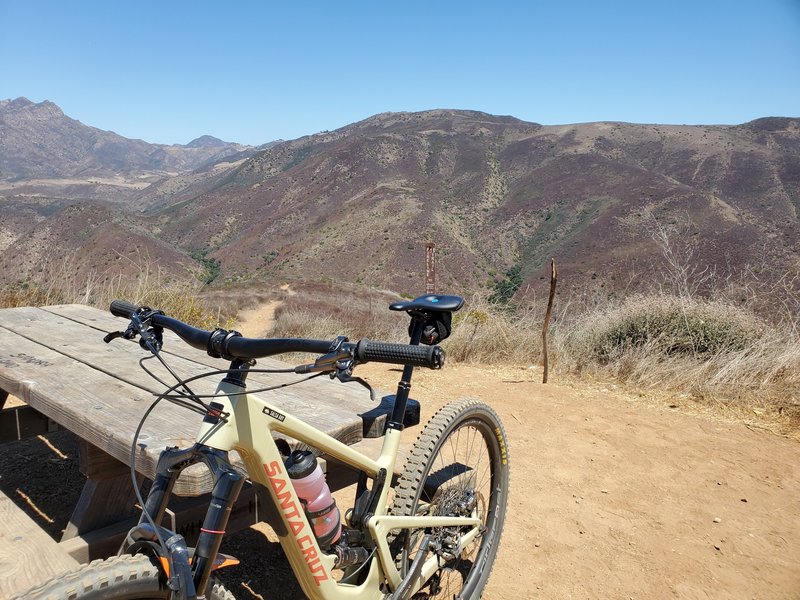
488 264 523 305
575 295 758 360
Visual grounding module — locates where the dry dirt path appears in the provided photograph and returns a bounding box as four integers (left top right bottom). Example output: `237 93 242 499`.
234 284 294 337
348 364 800 600
235 299 283 337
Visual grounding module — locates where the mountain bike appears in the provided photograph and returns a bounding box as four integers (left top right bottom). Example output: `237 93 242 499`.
17 293 509 600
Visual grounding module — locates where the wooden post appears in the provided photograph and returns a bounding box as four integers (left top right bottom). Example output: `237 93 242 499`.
542 259 558 384
425 243 436 294
61 441 139 541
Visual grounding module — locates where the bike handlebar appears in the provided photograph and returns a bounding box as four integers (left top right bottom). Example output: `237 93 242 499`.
109 300 444 369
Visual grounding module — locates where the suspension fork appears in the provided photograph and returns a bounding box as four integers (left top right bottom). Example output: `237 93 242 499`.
134 444 245 597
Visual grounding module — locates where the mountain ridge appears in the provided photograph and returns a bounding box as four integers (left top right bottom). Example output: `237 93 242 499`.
137 109 799 300
0 97 254 181
1 101 798 306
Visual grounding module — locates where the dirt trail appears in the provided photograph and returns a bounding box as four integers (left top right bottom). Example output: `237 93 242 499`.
2 363 798 599
350 364 800 600
235 300 283 337
234 284 294 337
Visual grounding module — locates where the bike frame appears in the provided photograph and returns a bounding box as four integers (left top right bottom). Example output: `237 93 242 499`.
138 374 481 600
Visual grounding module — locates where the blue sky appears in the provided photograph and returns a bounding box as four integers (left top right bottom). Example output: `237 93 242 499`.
1 1 798 146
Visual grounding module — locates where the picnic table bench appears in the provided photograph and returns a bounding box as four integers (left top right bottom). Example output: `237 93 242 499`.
0 304 410 598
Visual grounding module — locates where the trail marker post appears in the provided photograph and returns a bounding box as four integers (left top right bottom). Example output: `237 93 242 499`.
425 243 436 294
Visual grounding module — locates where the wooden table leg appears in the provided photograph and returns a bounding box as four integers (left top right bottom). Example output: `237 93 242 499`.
61 441 139 540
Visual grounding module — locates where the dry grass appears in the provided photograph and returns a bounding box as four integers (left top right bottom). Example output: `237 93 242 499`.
270 280 407 341
571 294 759 358
0 284 57 308
553 294 800 433
4 256 798 434
265 283 800 434
0 259 230 329
444 295 543 364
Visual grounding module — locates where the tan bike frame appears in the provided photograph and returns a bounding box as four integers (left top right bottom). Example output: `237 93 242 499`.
195 379 481 599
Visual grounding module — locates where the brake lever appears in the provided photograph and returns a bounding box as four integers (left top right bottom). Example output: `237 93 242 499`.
103 326 137 344
292 340 377 401
334 371 378 402
331 356 377 402
103 306 164 355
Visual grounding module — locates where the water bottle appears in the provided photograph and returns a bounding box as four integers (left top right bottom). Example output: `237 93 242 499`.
285 450 342 548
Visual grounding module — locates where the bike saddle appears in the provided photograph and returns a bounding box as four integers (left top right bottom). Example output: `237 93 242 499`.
389 294 465 313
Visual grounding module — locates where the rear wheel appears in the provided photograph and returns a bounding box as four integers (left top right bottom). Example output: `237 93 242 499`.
13 554 235 600
391 399 510 599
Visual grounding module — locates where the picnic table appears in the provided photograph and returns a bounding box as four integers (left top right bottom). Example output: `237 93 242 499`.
0 304 405 597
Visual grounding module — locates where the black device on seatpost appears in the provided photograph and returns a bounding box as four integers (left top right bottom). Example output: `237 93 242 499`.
385 294 464 431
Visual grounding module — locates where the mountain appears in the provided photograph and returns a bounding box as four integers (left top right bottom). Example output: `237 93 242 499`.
0 98 254 181
185 135 231 149
0 96 258 226
0 97 257 271
1 103 798 304
142 110 800 299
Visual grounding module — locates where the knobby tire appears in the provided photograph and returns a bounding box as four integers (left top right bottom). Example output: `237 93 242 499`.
391 398 510 599
13 554 235 600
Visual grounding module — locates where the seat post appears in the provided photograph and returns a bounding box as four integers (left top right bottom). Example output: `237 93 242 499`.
387 318 425 430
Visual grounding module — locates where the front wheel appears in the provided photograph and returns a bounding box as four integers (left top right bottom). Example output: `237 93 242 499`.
13 554 235 600
391 399 510 599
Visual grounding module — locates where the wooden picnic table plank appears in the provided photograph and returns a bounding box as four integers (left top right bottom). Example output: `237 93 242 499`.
0 490 80 598
1 305 375 439
0 325 210 495
0 305 385 495
43 304 393 438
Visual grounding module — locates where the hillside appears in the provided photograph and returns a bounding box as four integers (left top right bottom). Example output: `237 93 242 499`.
0 97 256 227
1 103 798 303
0 203 192 286
0 98 257 282
143 110 800 299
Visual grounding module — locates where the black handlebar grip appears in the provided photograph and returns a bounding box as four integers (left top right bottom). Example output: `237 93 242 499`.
355 340 445 369
110 300 141 318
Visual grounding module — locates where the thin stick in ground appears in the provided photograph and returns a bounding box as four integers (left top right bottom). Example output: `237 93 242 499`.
542 258 558 384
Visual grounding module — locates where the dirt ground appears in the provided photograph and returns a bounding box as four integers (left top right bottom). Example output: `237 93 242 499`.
2 363 799 599
234 283 295 338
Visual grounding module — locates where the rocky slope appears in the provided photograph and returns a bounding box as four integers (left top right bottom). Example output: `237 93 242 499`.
0 97 252 180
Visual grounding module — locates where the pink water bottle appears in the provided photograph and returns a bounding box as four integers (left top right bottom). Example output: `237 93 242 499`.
286 450 342 548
